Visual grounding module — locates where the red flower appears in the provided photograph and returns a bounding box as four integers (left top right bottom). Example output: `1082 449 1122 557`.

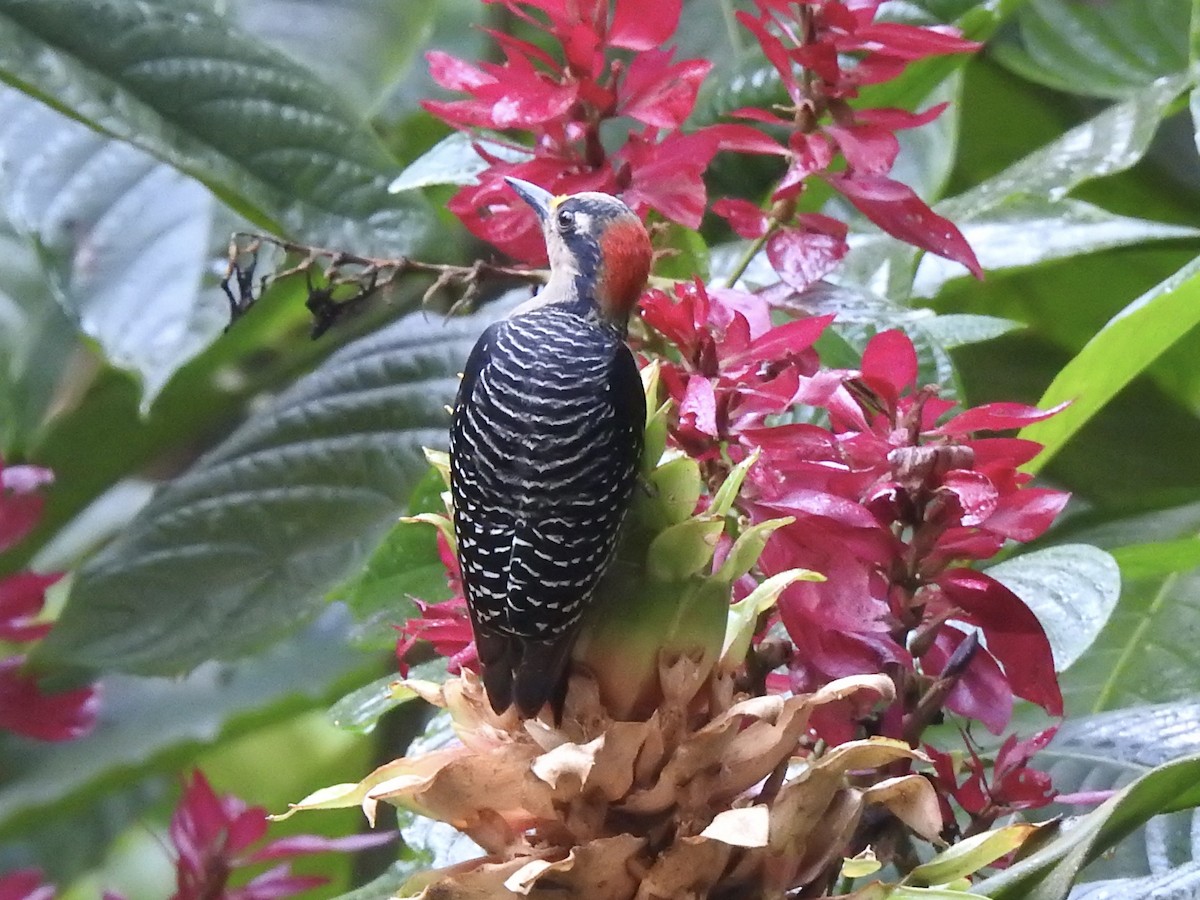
396 533 477 676
170 771 392 900
0 868 55 900
0 456 100 743
0 456 53 553
424 0 777 262
927 727 1058 822
0 657 99 742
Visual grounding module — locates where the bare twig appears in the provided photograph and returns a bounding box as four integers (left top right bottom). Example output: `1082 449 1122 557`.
221 232 548 338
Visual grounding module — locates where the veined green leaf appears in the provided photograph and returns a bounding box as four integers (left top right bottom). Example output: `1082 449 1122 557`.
990 0 1189 99
34 306 497 676
0 88 223 408
0 0 426 252
0 607 368 839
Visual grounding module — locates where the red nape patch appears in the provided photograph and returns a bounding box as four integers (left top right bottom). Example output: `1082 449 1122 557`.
598 219 653 320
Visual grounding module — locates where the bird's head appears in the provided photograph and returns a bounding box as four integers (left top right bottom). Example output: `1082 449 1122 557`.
505 177 652 328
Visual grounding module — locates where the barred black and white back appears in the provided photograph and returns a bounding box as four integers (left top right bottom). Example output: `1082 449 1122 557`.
450 305 645 717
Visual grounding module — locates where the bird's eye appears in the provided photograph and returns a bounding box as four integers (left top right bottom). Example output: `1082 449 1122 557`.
555 209 573 232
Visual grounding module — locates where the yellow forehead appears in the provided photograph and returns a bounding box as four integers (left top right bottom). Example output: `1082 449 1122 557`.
549 195 569 211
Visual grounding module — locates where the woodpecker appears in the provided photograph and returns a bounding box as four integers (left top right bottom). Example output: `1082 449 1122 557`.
449 178 651 718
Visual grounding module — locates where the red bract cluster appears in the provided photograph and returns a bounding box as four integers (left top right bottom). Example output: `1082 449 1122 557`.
170 770 392 900
926 726 1059 829
0 456 99 743
395 533 477 676
718 0 982 288
425 0 784 262
639 281 1067 804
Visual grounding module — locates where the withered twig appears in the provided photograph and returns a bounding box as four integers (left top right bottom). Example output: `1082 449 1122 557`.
221 232 548 338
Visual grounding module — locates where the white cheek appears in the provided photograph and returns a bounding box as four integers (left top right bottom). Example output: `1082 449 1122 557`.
573 212 593 235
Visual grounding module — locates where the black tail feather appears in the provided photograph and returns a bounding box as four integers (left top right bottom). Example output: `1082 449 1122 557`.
512 635 575 721
474 629 515 714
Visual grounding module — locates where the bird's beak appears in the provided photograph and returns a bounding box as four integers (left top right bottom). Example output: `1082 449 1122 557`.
504 177 555 222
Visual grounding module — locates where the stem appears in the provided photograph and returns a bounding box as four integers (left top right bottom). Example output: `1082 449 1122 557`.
722 222 777 289
719 0 746 55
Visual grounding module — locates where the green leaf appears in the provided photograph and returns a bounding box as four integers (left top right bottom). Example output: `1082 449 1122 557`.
943 77 1187 223
334 466 451 650
34 307 497 676
0 0 426 252
1111 537 1200 580
915 314 1022 349
1034 702 1200 884
975 755 1200 899
910 197 1200 298
0 223 78 453
388 130 532 193
235 0 437 113
0 608 369 839
906 824 1039 887
327 658 447 735
986 545 1121 672
990 0 1189 99
0 87 224 408
1060 565 1200 716
1019 256 1200 473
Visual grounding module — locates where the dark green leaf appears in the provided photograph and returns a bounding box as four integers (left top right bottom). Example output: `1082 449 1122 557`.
0 608 369 838
1020 256 1200 473
1060 566 1200 716
236 0 437 113
0 0 426 252
0 88 224 407
388 130 532 194
34 307 496 676
0 225 78 453
942 77 1187 222
990 0 1189 99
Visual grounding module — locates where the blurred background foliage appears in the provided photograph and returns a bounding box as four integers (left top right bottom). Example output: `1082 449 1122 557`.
2 0 1200 897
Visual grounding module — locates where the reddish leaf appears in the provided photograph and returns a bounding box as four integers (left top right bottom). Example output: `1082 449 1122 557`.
234 865 325 900
735 315 834 367
766 226 848 291
425 50 493 92
621 132 713 227
824 122 899 175
0 657 99 742
680 376 719 438
845 23 981 60
940 469 999 527
610 0 682 50
861 329 917 396
923 626 1012 734
713 198 768 239
857 103 948 130
249 832 396 863
735 10 801 102
982 487 1070 542
829 173 982 277
702 123 789 156
936 400 1069 435
619 51 711 129
937 570 1063 716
